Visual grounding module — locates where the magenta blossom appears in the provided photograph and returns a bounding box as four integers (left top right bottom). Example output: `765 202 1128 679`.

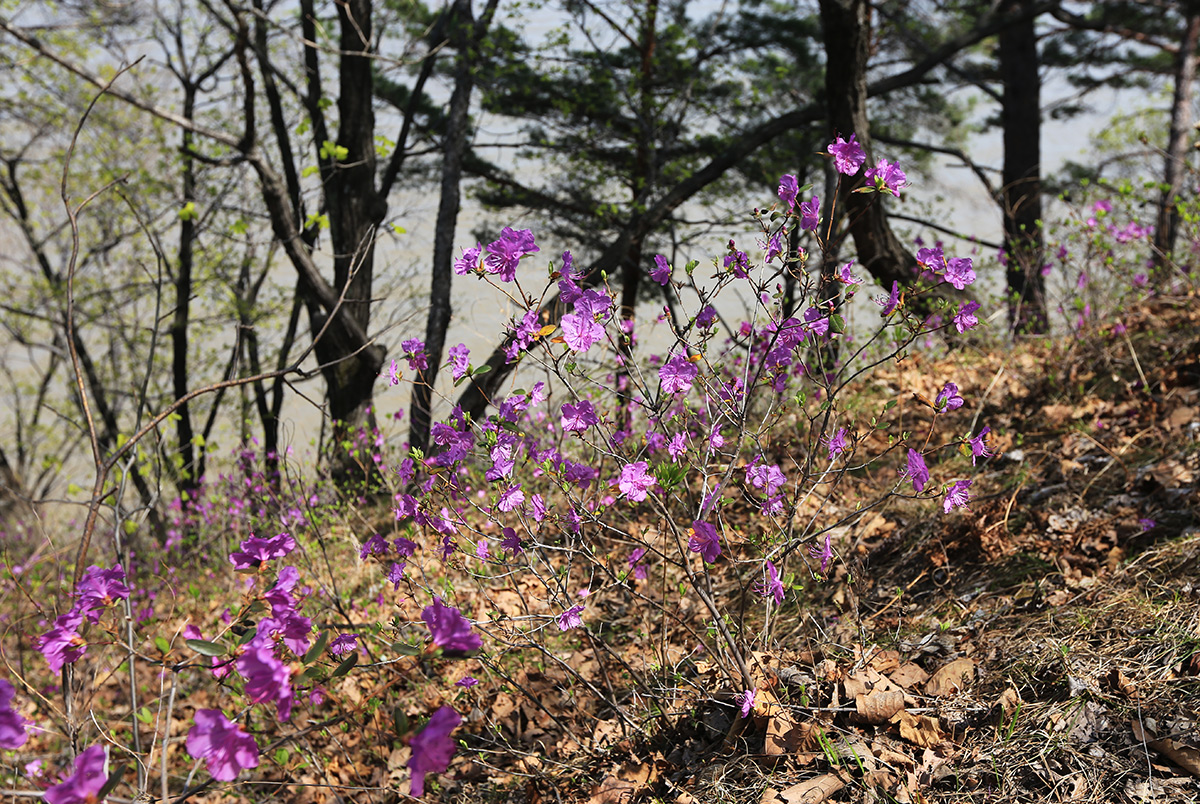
828 134 866 175
809 534 834 574
329 633 359 657
409 706 461 797
237 640 293 721
800 195 820 231
757 561 785 605
904 449 930 493
496 484 525 513
75 564 130 623
739 689 756 718
650 254 671 285
556 604 585 631
422 597 482 656
37 611 86 673
877 281 901 315
944 257 976 290
954 300 981 333
778 174 799 209
44 745 107 804
447 343 470 380
452 243 482 275
561 311 605 352
0 679 28 749
969 426 992 465
618 461 655 502
560 400 599 432
936 382 964 411
186 709 260 781
865 158 907 195
456 676 479 688
484 227 539 282
402 338 428 371
837 261 861 285
230 532 296 571
659 354 698 394
943 479 972 513
688 520 722 564
822 427 848 459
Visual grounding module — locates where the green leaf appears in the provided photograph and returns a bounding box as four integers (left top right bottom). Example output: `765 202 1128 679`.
301 165 320 178
154 636 171 655
275 747 290 764
303 631 330 664
319 139 349 162
186 639 226 657
471 364 492 377
178 201 197 221
392 706 409 736
330 652 359 678
135 706 153 725
391 642 422 656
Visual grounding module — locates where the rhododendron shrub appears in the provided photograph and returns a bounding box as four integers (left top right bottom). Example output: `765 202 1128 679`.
8 138 1003 802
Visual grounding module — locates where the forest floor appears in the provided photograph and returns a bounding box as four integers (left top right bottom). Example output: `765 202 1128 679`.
9 296 1200 804
425 295 1200 804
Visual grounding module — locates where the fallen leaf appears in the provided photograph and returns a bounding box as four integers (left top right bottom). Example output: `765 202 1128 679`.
893 710 945 748
996 687 1022 719
762 773 845 804
926 658 975 697
856 689 905 724
1132 720 1200 778
888 662 929 689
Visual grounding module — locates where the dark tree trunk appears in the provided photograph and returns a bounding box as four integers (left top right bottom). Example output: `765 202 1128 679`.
410 0 498 454
999 0 1047 333
818 0 917 289
171 85 199 495
316 0 388 477
1153 3 1200 279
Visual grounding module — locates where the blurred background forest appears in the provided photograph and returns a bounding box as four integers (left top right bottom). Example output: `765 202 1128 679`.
0 0 1196 528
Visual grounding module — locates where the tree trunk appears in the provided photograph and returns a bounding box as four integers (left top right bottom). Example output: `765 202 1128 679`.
171 84 199 495
410 0 497 454
999 0 1047 333
818 0 917 290
317 0 388 479
1153 3 1200 279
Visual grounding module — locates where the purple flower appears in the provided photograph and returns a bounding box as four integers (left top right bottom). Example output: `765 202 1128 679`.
628 547 648 580
44 745 107 804
556 604 585 631
186 709 260 781
453 243 482 275
916 245 946 273
561 400 599 433
447 344 470 380
237 640 294 721
822 427 848 459
37 611 86 673
778 174 799 209
497 484 525 513
764 232 784 263
724 248 751 278
943 479 972 513
800 195 820 231
688 520 722 564
230 532 297 571
757 561 785 605
561 312 605 352
387 359 401 386
954 300 981 333
402 338 428 371
809 534 833 574
650 254 671 285
75 564 130 623
409 706 461 797
422 597 481 656
828 134 866 176
667 432 689 460
936 382 964 411
0 680 28 749
1139 518 1156 531
738 689 755 718
904 449 929 493
877 281 901 315
329 633 359 657
696 305 717 329
803 306 829 337
484 227 539 282
500 527 523 555
618 461 655 502
360 533 390 559
531 495 546 521
837 261 861 285
944 257 976 290
969 426 992 465
659 354 698 395
865 158 907 195
456 676 479 688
